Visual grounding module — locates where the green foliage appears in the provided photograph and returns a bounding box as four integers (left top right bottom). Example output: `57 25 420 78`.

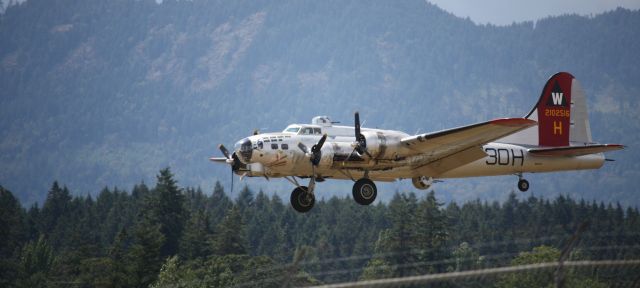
128 218 165 287
150 256 194 288
360 258 394 281
152 168 187 258
0 186 25 286
451 242 482 272
412 191 449 272
179 207 212 260
496 246 608 288
1 169 640 286
495 245 558 288
16 235 54 288
212 206 248 255
107 228 132 288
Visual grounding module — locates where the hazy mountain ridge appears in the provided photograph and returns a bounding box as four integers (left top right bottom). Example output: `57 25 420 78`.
1 0 638 206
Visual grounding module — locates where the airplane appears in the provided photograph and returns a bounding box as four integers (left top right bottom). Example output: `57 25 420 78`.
211 72 624 213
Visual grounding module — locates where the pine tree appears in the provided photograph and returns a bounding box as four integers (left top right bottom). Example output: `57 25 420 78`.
179 207 212 260
412 191 449 273
208 181 233 228
372 192 418 277
212 206 248 255
108 228 131 288
236 185 254 213
0 186 25 287
40 181 71 235
16 235 54 288
152 168 187 258
128 218 165 288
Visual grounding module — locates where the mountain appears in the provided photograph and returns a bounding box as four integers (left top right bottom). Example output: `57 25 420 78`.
1 0 638 206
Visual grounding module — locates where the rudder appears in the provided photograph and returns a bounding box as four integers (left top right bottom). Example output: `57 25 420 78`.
526 72 573 146
501 72 592 146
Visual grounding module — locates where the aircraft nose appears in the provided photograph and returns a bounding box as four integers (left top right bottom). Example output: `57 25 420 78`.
234 138 253 164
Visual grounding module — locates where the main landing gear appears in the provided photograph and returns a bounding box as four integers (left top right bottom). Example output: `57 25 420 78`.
290 186 314 213
287 176 379 213
352 178 377 205
516 174 529 192
286 176 317 213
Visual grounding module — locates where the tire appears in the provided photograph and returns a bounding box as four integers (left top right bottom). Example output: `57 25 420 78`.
290 186 314 213
518 179 530 192
352 178 377 205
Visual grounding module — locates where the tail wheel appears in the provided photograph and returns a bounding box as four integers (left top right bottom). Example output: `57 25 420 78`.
517 179 530 192
290 186 314 213
352 178 377 205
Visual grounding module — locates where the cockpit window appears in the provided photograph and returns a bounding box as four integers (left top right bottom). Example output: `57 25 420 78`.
301 127 314 135
284 126 300 133
313 128 322 135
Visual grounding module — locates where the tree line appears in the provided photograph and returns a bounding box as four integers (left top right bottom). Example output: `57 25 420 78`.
1 168 639 287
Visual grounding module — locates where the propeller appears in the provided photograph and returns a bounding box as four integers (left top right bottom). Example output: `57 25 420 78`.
298 134 328 166
297 134 328 193
218 144 241 192
353 112 372 158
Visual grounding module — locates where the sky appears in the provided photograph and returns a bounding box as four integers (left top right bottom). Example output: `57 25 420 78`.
427 0 640 25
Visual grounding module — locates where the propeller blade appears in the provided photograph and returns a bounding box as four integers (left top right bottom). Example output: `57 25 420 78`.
231 152 241 171
355 112 361 138
230 168 234 193
218 144 231 159
353 112 369 156
311 134 328 154
298 142 309 154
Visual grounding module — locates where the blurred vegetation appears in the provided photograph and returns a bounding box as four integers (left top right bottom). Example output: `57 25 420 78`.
1 168 639 286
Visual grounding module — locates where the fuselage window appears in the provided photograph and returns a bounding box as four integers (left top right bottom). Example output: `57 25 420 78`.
271 143 278 150
257 140 263 150
281 144 289 150
301 127 314 135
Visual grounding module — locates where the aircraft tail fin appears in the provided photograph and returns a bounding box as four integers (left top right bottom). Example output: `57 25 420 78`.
500 72 593 147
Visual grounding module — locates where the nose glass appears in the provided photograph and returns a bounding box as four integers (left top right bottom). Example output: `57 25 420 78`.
234 138 253 163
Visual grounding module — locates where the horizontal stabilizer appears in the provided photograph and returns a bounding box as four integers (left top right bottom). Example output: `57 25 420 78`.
528 144 625 157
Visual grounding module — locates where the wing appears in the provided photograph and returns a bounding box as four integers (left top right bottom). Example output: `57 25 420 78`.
528 144 624 157
401 118 537 174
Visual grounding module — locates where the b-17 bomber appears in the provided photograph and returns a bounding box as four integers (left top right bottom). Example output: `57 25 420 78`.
211 72 623 213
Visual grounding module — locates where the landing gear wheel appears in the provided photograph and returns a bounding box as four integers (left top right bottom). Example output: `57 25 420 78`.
352 178 377 205
517 179 530 192
290 186 314 213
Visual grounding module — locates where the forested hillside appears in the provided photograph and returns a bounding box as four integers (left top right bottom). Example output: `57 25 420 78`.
1 169 639 287
0 0 639 206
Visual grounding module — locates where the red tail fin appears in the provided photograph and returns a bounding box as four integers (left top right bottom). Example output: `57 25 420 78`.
526 72 573 147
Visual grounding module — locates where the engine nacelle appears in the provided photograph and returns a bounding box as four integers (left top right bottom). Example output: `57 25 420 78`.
412 176 434 190
361 131 403 159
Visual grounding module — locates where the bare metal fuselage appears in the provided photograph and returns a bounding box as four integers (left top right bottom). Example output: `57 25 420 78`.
238 128 604 182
